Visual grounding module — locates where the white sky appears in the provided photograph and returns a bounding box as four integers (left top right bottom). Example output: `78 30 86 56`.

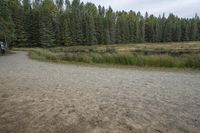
78 0 200 18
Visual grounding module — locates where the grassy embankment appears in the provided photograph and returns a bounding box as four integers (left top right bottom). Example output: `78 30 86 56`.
14 42 200 69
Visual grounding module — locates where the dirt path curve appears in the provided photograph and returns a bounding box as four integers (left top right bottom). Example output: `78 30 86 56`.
0 52 200 133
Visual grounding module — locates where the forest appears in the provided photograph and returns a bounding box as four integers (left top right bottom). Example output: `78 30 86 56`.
1 0 200 48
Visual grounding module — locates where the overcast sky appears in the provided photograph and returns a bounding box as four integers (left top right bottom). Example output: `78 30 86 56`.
78 0 200 18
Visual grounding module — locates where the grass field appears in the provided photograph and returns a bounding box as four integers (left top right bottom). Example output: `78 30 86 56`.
14 42 200 69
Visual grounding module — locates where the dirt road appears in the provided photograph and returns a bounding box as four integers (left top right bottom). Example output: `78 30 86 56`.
0 52 200 133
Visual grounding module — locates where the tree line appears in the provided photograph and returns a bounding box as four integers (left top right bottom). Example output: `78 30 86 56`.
0 0 200 47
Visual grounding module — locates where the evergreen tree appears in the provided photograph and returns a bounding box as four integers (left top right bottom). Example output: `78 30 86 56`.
190 18 198 41
96 6 105 44
115 15 122 44
106 7 116 44
197 15 200 40
0 0 15 44
128 11 136 43
10 0 27 47
56 0 64 11
83 3 97 45
39 0 56 47
84 13 97 45
154 18 161 42
1 0 200 47
29 8 40 47
173 20 182 42
137 12 145 42
62 18 72 46
22 0 33 46
181 19 190 41
70 0 84 44
103 18 111 44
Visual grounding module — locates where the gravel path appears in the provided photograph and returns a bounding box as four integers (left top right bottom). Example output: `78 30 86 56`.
0 52 200 133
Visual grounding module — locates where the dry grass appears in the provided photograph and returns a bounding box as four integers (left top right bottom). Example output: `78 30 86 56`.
13 42 200 69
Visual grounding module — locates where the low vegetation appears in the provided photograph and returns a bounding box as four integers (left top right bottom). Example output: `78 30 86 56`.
14 42 200 69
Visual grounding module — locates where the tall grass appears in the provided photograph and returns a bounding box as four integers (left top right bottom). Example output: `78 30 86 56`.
92 53 200 69
91 53 177 67
29 49 59 61
28 48 200 69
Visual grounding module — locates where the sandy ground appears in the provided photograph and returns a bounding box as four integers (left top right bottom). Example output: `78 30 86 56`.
0 52 200 133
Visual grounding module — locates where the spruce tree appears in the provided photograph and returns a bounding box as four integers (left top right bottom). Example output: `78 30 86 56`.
70 0 84 45
96 6 105 44
103 18 111 45
128 11 136 43
39 0 55 47
137 12 145 42
62 19 72 46
181 19 189 41
1 0 200 47
0 0 15 44
10 0 27 47
106 7 115 44
190 19 198 41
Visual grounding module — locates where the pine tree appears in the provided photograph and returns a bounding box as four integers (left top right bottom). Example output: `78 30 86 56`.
10 0 27 47
154 18 161 42
115 16 122 44
84 13 97 45
0 0 15 44
174 24 181 42
39 0 56 47
22 0 33 46
62 18 72 46
1 0 200 47
106 6 115 44
120 12 129 43
197 15 200 41
95 6 105 44
190 19 198 41
69 0 83 45
128 11 136 43
29 8 40 47
137 12 145 42
103 17 110 45
82 3 97 45
163 14 174 42
56 0 64 11
181 19 189 41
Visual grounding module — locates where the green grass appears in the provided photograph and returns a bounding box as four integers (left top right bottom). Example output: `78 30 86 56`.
13 42 200 70
91 53 200 69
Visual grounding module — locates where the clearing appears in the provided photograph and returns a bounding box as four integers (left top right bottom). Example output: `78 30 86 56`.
0 52 200 133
